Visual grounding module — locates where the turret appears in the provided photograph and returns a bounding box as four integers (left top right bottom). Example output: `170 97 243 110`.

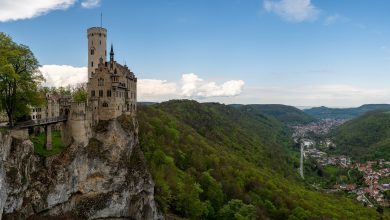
110 44 114 62
87 27 107 79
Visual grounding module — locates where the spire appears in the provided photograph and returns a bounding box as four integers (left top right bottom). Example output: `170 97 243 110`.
100 12 103 28
110 43 114 62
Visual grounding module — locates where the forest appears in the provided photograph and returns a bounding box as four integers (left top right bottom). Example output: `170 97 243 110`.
137 100 385 219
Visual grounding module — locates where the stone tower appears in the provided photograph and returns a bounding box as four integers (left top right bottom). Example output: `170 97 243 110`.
87 27 107 79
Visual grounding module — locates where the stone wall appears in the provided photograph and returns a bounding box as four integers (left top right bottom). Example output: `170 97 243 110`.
63 102 92 146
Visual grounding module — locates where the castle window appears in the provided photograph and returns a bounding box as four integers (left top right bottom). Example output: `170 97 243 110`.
91 90 95 97
99 40 101 45
107 90 111 97
99 33 101 37
99 90 103 97
102 102 108 107
91 61 93 67
91 49 94 55
98 78 104 86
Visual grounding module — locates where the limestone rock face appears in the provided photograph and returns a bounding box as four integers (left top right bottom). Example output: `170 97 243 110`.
0 116 162 219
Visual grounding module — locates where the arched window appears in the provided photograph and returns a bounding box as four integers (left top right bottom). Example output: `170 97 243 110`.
102 102 108 107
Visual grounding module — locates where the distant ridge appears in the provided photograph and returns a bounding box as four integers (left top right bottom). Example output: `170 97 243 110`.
231 104 317 125
304 104 390 120
334 109 390 160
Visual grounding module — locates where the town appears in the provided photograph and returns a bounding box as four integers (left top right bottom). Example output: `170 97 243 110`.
293 119 390 208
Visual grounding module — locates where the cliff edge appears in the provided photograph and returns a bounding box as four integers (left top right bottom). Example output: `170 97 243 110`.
0 115 161 219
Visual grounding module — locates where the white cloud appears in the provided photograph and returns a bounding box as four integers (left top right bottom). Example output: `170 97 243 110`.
38 66 390 106
138 74 245 101
181 73 245 98
0 0 77 22
81 0 101 8
0 0 102 22
40 65 245 101
263 0 319 22
239 85 390 107
138 79 177 101
39 65 87 87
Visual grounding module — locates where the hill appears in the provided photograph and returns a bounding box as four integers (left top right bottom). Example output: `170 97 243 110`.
237 104 317 125
334 110 390 161
304 104 390 120
137 100 382 219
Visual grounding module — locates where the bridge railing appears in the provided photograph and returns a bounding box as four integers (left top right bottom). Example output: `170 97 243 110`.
15 115 68 128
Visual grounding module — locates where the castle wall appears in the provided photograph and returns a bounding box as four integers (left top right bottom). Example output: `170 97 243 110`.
63 102 92 146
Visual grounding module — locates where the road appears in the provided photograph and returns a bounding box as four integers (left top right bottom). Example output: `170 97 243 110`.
299 144 304 179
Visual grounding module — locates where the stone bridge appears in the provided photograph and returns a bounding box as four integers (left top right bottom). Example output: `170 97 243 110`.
15 116 67 128
14 116 68 150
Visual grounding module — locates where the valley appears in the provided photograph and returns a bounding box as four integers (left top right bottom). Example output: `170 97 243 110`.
294 117 390 209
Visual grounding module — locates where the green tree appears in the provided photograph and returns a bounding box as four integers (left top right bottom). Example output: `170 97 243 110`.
0 33 44 126
218 199 256 220
72 83 87 102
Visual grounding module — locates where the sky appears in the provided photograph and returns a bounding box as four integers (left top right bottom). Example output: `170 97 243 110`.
0 0 390 107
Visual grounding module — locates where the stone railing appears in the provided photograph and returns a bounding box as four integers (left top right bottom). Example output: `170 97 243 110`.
15 116 68 128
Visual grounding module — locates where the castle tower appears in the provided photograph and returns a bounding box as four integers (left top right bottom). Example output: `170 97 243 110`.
87 27 107 79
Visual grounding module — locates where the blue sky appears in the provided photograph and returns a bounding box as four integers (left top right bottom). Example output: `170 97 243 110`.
1 0 390 107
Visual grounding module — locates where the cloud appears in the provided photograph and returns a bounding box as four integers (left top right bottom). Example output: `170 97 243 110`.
240 84 390 107
0 0 76 22
0 0 102 22
40 65 245 101
39 65 87 87
138 73 245 101
38 66 390 106
138 79 177 101
181 73 245 98
263 0 319 22
81 0 101 8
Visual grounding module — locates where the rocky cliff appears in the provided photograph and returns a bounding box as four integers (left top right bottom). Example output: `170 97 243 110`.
0 115 161 219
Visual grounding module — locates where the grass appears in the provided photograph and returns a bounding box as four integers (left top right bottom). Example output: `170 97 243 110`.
31 130 65 157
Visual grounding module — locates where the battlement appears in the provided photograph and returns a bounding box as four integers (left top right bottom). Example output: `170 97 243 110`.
70 102 87 121
87 27 107 37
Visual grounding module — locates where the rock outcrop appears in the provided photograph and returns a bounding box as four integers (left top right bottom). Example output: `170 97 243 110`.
0 115 161 219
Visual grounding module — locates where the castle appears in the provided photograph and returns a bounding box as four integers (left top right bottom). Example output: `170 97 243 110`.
27 26 137 147
87 27 137 123
68 26 137 144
